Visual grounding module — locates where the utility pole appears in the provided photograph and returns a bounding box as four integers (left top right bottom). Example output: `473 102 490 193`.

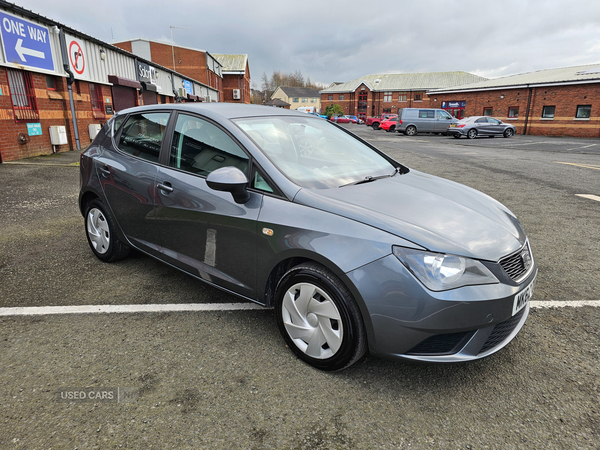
169 26 189 72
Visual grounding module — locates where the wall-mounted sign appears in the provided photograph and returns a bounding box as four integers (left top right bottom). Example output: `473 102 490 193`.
0 11 54 71
65 34 88 79
183 79 193 96
105 104 113 115
136 61 161 91
26 123 42 136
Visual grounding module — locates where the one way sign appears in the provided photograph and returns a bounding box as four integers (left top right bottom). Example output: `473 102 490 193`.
0 11 54 72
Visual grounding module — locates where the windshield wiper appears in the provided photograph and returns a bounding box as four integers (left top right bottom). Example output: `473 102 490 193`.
339 167 404 187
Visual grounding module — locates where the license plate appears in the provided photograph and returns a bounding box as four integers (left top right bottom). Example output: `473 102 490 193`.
450 124 456 127
512 278 535 316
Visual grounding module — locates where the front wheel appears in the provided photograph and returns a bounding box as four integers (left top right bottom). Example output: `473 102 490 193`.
372 123 380 130
404 125 417 136
275 263 367 371
467 129 477 139
503 128 515 138
85 199 130 262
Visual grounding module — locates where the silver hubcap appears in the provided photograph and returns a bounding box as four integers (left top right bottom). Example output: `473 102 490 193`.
87 208 110 255
281 282 343 359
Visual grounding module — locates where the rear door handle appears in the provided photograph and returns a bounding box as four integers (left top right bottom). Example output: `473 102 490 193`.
99 165 111 177
157 182 174 193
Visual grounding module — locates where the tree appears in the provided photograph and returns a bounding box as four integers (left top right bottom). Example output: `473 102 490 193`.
324 104 343 118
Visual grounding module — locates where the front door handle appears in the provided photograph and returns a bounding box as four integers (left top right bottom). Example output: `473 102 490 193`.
157 182 174 194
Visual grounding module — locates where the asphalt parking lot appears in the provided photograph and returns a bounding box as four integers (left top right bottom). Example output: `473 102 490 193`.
1 129 599 449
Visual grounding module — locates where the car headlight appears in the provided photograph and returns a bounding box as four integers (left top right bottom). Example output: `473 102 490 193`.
393 246 498 291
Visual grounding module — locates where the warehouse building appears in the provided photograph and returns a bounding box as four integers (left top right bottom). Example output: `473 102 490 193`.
320 72 487 122
429 64 600 137
0 1 215 162
212 54 251 104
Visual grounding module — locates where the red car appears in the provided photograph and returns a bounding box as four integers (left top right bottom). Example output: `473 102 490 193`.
331 115 358 124
366 113 397 129
379 117 398 132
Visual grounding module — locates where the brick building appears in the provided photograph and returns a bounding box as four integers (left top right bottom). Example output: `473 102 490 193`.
113 39 223 102
0 3 214 162
213 54 251 104
430 64 600 137
320 72 486 122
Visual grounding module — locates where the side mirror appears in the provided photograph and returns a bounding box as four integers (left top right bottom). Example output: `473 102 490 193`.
206 167 250 204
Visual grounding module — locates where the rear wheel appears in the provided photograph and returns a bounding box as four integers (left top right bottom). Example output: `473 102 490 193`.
503 128 515 138
467 129 477 139
85 199 130 262
404 125 417 136
372 122 380 130
275 263 367 371
389 125 396 132
453 134 461 139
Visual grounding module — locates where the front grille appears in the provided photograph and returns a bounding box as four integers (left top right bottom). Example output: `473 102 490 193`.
499 242 532 282
479 308 525 354
406 331 474 356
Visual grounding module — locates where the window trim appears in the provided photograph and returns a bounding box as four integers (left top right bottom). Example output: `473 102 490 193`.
541 105 555 119
508 106 519 118
575 104 592 119
483 107 493 116
7 69 39 123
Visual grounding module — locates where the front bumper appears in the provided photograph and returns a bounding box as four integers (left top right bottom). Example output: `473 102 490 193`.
346 253 537 362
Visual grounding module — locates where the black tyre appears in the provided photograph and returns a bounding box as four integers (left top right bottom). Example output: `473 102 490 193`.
275 263 367 371
84 198 130 262
404 125 417 136
503 128 515 138
372 122 380 130
389 125 396 132
453 134 461 139
467 128 477 139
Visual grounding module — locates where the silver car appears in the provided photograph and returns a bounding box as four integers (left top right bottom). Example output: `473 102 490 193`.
448 116 517 139
79 104 536 371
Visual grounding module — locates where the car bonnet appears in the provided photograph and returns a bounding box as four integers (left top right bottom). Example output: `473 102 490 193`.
293 170 526 262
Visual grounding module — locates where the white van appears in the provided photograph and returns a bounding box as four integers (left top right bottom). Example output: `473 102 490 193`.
297 106 317 113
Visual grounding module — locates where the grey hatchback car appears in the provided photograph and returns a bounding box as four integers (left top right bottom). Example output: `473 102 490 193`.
448 116 517 139
79 104 536 371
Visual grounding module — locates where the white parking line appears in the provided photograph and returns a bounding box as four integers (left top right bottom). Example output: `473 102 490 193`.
0 301 598 317
0 303 264 317
575 194 600 202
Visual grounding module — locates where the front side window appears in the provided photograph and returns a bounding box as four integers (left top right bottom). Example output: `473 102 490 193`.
508 107 519 118
234 116 396 189
488 117 501 125
542 106 555 118
118 112 170 162
437 110 452 120
576 105 591 118
383 92 392 102
7 69 39 122
169 113 248 176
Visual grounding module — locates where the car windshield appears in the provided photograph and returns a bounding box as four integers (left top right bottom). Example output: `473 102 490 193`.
234 116 396 189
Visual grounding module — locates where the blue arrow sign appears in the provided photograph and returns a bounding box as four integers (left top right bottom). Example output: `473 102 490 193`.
0 12 54 71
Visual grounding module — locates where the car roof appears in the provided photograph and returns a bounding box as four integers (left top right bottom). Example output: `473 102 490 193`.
116 103 310 121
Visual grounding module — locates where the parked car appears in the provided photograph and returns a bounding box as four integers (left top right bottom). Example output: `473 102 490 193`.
366 113 397 130
332 115 358 124
447 116 517 139
346 115 363 124
379 117 398 132
397 108 458 135
80 104 536 371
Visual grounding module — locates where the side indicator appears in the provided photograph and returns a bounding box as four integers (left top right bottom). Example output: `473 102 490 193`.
262 228 274 236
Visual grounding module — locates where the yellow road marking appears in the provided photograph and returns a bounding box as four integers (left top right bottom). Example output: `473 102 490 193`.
555 162 600 170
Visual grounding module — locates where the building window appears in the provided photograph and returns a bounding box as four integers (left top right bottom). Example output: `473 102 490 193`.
414 92 424 101
483 108 493 116
339 95 344 100
398 92 407 102
311 98 316 103
508 107 519 118
542 106 555 118
576 105 591 118
46 75 56 91
302 98 308 103
383 108 392 113
383 92 392 102
328 95 333 100
293 97 299 103
7 69 39 122
90 83 104 111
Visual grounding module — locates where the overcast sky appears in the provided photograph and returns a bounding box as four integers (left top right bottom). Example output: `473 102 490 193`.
16 0 600 87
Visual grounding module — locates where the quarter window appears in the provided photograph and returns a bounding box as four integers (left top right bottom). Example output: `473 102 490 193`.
169 113 248 176
508 107 519 118
118 112 170 163
542 106 555 118
576 105 591 118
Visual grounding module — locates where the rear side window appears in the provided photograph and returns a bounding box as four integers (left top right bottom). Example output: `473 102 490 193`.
419 110 435 119
169 113 249 176
118 112 170 162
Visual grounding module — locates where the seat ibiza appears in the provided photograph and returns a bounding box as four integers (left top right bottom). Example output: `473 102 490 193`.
79 104 536 371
